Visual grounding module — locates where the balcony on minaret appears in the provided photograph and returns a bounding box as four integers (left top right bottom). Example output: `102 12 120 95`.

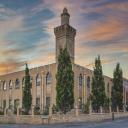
61 8 70 25
54 8 76 38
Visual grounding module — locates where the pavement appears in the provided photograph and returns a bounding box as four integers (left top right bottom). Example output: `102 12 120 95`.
0 118 128 128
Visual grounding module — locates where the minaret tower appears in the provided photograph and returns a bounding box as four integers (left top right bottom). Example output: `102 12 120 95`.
54 8 76 63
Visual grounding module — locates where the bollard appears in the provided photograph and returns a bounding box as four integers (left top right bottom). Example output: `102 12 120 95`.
123 105 126 113
100 106 103 114
112 112 114 120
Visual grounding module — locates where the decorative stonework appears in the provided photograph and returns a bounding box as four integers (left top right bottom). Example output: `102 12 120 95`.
0 8 127 116
54 24 76 38
54 8 76 63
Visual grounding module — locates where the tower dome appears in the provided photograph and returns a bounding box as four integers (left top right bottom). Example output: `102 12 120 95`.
63 7 68 13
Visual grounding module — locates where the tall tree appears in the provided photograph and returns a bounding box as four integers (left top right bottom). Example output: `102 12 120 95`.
56 48 74 113
112 63 123 110
22 64 32 114
91 56 106 112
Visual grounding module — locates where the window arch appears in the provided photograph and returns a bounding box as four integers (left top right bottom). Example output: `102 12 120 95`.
36 74 41 86
3 81 7 90
15 78 20 89
30 76 33 83
9 80 13 89
107 82 110 94
46 72 52 85
87 76 90 98
22 77 25 88
79 74 82 86
87 76 90 88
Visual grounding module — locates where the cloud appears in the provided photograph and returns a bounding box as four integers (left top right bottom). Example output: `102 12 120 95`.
0 60 25 75
0 11 24 39
85 18 123 41
28 52 55 68
95 0 128 12
0 0 128 79
28 0 128 79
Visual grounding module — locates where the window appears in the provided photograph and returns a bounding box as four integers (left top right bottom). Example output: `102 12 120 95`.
46 72 52 85
15 79 20 89
9 80 13 89
87 76 90 88
3 81 7 90
30 76 33 83
36 74 41 86
87 76 90 98
46 97 50 107
79 74 82 86
22 77 25 88
0 85 2 90
14 99 20 109
9 99 12 109
36 97 40 107
107 83 110 93
3 100 6 109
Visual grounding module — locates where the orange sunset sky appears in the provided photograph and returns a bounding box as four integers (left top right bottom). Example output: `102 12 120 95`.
0 0 128 79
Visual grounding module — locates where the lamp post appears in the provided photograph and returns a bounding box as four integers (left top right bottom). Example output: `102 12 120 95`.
78 98 81 109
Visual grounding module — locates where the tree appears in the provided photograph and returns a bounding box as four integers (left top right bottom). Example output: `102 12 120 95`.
56 48 74 113
112 63 123 111
91 56 106 112
22 64 32 114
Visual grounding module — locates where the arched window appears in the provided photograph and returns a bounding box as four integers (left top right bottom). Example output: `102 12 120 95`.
3 81 7 90
87 76 90 88
36 74 41 86
107 83 110 94
22 77 25 88
9 80 13 89
46 72 52 85
87 76 90 98
30 76 33 83
79 74 82 86
15 79 20 89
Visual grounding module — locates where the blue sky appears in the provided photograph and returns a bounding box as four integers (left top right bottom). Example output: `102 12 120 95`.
0 0 128 79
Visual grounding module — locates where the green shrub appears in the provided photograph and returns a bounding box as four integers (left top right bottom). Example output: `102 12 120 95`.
83 104 89 114
42 106 49 115
52 104 59 114
82 98 90 114
34 106 40 115
0 110 4 115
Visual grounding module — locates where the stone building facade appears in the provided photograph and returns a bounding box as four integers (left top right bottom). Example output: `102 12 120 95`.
0 8 127 112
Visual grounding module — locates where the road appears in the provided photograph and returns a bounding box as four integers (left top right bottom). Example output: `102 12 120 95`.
0 118 128 128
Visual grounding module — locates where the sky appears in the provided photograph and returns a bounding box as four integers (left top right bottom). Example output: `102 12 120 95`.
0 0 128 79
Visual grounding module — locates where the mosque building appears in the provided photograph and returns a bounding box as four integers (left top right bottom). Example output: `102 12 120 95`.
0 8 128 112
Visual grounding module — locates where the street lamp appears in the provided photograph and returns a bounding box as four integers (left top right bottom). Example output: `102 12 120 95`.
78 98 81 109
